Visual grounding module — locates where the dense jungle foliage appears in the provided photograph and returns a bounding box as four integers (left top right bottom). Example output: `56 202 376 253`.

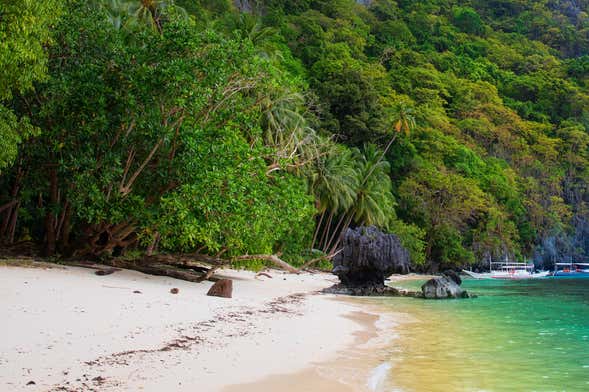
0 0 588 271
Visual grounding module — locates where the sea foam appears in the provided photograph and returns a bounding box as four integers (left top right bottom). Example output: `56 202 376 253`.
367 361 392 391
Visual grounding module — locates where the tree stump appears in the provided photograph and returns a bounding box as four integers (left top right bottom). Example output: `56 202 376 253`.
206 279 233 298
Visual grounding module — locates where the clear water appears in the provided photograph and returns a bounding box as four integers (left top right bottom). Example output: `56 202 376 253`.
377 278 589 392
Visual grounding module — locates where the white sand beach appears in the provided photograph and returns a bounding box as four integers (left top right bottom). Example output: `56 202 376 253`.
0 263 399 391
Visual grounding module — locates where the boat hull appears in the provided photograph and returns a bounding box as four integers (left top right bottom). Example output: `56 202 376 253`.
552 271 589 277
462 270 550 280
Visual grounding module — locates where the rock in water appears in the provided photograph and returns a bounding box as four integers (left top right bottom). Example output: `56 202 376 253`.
331 226 410 291
206 279 233 298
421 274 470 299
442 270 462 285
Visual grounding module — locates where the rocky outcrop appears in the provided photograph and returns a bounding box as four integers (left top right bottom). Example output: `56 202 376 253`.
421 273 471 299
332 226 410 291
328 228 473 299
325 271 473 299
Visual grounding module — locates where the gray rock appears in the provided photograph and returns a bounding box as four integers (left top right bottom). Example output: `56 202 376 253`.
442 269 462 285
421 275 471 299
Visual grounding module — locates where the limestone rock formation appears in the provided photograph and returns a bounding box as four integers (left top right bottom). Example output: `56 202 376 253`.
331 226 410 291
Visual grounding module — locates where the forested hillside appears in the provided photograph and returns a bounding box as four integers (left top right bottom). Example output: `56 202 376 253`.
1 0 587 271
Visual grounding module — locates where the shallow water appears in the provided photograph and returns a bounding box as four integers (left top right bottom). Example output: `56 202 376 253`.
376 278 589 392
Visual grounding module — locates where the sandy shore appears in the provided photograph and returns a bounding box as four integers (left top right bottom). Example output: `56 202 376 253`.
0 263 399 391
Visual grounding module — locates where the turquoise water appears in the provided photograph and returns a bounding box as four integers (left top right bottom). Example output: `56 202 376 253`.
377 278 589 392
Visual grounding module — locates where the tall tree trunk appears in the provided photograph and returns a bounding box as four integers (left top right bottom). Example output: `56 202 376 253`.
8 202 19 244
59 202 72 253
44 167 58 256
0 202 16 239
1 168 23 240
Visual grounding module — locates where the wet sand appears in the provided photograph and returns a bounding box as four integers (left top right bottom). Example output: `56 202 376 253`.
224 305 401 392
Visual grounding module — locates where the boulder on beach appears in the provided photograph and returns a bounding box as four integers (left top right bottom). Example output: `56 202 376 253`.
421 273 470 299
207 279 233 298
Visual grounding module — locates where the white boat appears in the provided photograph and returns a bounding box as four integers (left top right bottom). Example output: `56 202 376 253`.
553 262 589 277
462 260 550 280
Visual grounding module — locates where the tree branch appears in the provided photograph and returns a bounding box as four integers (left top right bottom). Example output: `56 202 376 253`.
120 138 163 196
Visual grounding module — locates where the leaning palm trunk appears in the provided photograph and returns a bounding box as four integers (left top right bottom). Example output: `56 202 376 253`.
320 210 334 251
328 213 355 256
311 209 327 251
324 210 350 255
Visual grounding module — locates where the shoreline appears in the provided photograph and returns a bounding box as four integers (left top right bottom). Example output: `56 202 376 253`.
0 263 404 391
223 301 401 392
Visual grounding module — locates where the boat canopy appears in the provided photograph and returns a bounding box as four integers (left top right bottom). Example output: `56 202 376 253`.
491 262 534 270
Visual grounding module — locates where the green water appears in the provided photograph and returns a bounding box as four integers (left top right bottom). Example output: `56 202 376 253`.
377 278 589 392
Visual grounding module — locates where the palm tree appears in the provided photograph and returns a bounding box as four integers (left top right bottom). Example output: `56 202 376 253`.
93 0 185 32
393 103 416 136
324 145 396 254
93 0 128 29
350 144 395 227
308 104 414 255
309 145 359 251
261 89 306 149
260 87 325 176
125 0 176 33
232 13 280 59
359 102 416 187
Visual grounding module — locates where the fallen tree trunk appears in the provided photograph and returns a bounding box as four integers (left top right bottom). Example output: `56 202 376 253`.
148 253 303 275
102 258 217 283
297 249 341 271
59 259 214 282
233 254 300 274
56 251 307 284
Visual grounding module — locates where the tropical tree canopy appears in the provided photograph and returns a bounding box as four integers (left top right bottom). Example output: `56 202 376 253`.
1 0 588 271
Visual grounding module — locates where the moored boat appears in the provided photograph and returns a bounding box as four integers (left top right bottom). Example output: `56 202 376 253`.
462 261 550 280
552 262 589 277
